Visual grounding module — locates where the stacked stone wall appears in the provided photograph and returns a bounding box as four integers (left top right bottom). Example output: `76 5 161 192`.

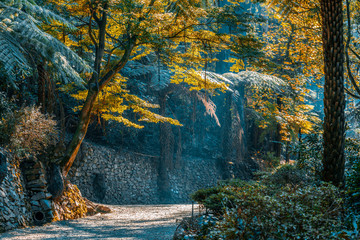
70 141 222 204
0 153 31 232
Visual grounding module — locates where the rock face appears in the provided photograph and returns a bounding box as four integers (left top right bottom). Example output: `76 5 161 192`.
69 141 222 204
0 152 31 232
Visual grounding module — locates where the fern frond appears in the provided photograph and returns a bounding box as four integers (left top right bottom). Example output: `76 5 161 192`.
0 0 90 87
223 71 288 93
150 70 172 91
0 26 30 88
121 61 157 79
14 17 89 72
1 0 75 29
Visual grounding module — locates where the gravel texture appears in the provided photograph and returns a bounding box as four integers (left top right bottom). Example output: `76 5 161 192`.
0 204 196 240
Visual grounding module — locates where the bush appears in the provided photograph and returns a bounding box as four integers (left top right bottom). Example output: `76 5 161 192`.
191 175 347 239
292 129 323 179
208 183 344 239
6 106 58 158
263 163 311 187
191 180 258 215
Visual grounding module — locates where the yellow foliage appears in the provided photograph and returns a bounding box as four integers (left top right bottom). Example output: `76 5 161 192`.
243 0 323 142
70 74 182 128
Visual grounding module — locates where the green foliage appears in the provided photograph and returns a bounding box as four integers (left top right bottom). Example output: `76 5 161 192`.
189 136 360 239
291 128 360 212
191 180 252 215
210 182 343 239
0 0 89 88
262 163 310 187
191 165 351 239
292 127 323 179
345 137 360 212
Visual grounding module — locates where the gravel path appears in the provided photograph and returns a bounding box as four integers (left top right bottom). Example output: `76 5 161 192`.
0 204 196 240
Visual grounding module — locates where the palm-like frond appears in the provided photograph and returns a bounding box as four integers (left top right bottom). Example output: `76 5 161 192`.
0 26 30 88
223 71 287 93
0 0 90 87
195 71 288 93
1 0 75 28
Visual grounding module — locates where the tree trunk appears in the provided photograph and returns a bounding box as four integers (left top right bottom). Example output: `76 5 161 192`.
220 92 233 179
274 95 282 158
321 0 346 187
37 63 46 112
158 94 174 202
60 4 134 177
61 89 98 176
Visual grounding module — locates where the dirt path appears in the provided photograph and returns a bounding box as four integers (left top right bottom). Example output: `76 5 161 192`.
0 204 196 240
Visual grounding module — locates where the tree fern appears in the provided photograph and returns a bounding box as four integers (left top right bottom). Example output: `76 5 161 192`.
0 0 89 88
223 71 288 93
0 27 29 88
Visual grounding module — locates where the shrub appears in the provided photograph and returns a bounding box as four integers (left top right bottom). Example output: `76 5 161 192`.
9 106 58 158
263 163 311 187
209 183 343 239
191 180 258 215
191 175 347 239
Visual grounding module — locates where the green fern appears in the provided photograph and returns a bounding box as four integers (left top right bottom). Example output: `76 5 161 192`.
0 0 90 88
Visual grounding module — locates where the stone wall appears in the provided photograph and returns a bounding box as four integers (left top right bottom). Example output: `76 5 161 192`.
0 152 31 232
70 141 222 204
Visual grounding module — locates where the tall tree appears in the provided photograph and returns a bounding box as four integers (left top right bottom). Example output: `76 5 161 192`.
261 0 346 186
50 0 264 178
320 0 345 186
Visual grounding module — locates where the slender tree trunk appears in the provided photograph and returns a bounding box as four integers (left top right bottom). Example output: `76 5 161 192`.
37 63 46 112
158 93 174 202
321 0 346 187
285 141 289 162
298 128 302 161
61 90 98 176
274 95 282 158
220 92 233 179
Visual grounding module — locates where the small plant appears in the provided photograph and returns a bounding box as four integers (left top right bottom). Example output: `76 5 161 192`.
291 128 323 179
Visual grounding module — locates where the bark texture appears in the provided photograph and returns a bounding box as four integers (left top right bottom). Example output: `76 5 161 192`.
321 0 346 186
